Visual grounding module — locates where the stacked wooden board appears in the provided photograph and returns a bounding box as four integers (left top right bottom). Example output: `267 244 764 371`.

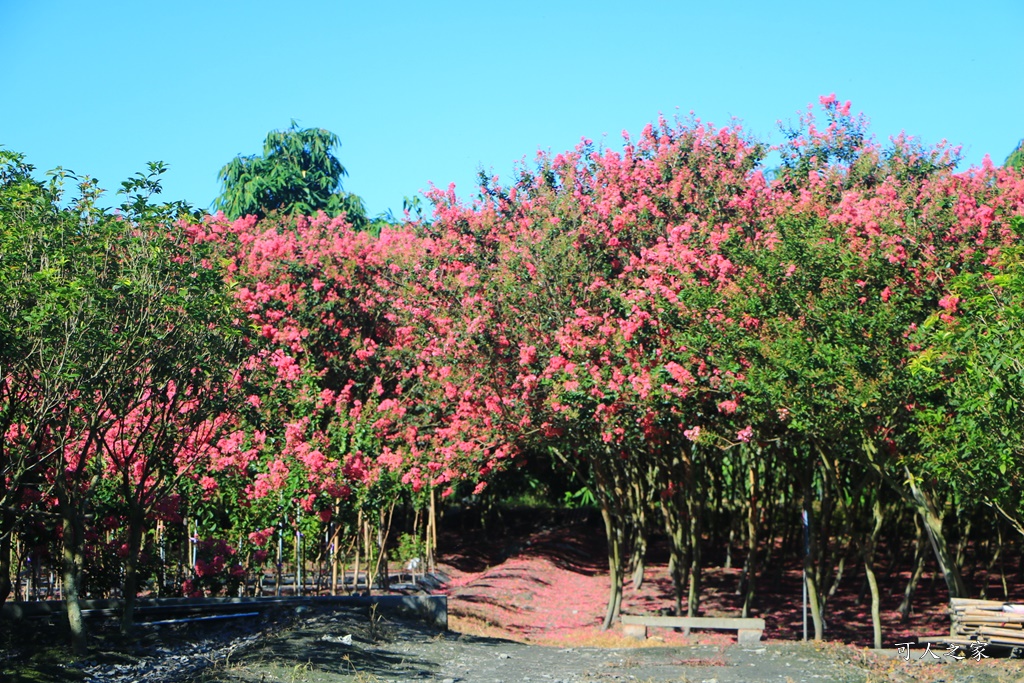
918 598 1024 649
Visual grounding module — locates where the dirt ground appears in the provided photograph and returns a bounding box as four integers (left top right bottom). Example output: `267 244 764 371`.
8 511 1024 682
196 605 1024 683
198 510 1024 683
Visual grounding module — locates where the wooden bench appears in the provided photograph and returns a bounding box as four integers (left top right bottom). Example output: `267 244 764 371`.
620 614 765 643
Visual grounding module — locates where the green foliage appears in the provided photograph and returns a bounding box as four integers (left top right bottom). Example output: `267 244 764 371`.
394 532 424 562
1 149 247 644
214 121 368 227
563 486 596 509
910 237 1024 530
1007 139 1024 170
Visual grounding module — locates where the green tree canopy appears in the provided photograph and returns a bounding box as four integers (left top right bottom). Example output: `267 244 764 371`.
1007 139 1024 170
214 122 368 227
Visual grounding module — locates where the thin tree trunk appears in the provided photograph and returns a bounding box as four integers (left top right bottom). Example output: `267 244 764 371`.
275 525 283 597
803 474 824 641
662 502 687 616
363 517 375 594
295 519 302 597
120 506 146 634
60 498 88 655
426 489 437 573
0 514 13 608
686 498 702 617
981 528 1002 600
906 469 967 598
329 519 341 596
352 511 362 595
373 502 396 591
741 462 759 617
898 516 927 621
955 518 972 578
600 505 623 630
863 495 885 650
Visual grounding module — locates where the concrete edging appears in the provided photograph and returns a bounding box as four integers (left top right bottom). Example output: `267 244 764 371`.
0 594 448 630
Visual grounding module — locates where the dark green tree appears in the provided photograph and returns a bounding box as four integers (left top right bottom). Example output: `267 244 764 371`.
910 239 1024 536
214 122 368 227
1 156 244 653
1007 139 1024 170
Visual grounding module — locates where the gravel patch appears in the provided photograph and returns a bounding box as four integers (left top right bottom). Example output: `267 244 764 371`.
187 606 1024 683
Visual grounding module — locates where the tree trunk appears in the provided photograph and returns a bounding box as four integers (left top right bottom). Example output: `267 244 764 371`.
741 463 759 618
863 494 885 650
275 525 283 597
803 474 824 641
686 496 702 617
352 511 362 595
631 552 646 591
60 499 88 655
898 515 927 621
661 502 687 616
120 507 147 635
0 512 13 608
600 505 623 630
295 521 302 597
329 518 340 596
373 503 395 591
906 468 967 598
426 489 437 573
364 516 377 594
805 557 824 640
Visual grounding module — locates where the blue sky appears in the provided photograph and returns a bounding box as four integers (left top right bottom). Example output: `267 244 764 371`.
3 1 1022 218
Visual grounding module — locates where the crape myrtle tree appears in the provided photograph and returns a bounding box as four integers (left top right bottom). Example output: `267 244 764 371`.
419 121 771 628
215 122 369 229
191 207 529 590
5 97 1024 651
414 97 1024 638
0 157 246 651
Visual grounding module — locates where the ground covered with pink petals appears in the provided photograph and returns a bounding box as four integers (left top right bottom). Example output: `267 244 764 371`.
439 514 994 649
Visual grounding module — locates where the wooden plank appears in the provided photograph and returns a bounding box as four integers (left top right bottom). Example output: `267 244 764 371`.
917 635 977 645
960 616 1024 626
982 637 1024 647
958 606 1015 618
950 598 1006 607
620 615 765 630
976 626 1024 640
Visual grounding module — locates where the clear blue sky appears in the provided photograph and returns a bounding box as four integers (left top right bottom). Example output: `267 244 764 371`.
3 1 1022 217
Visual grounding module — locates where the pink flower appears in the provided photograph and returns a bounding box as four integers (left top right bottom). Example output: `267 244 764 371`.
664 361 693 384
938 294 959 313
519 345 537 366
684 426 701 442
248 527 275 547
819 93 837 106
736 425 754 443
717 399 738 415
